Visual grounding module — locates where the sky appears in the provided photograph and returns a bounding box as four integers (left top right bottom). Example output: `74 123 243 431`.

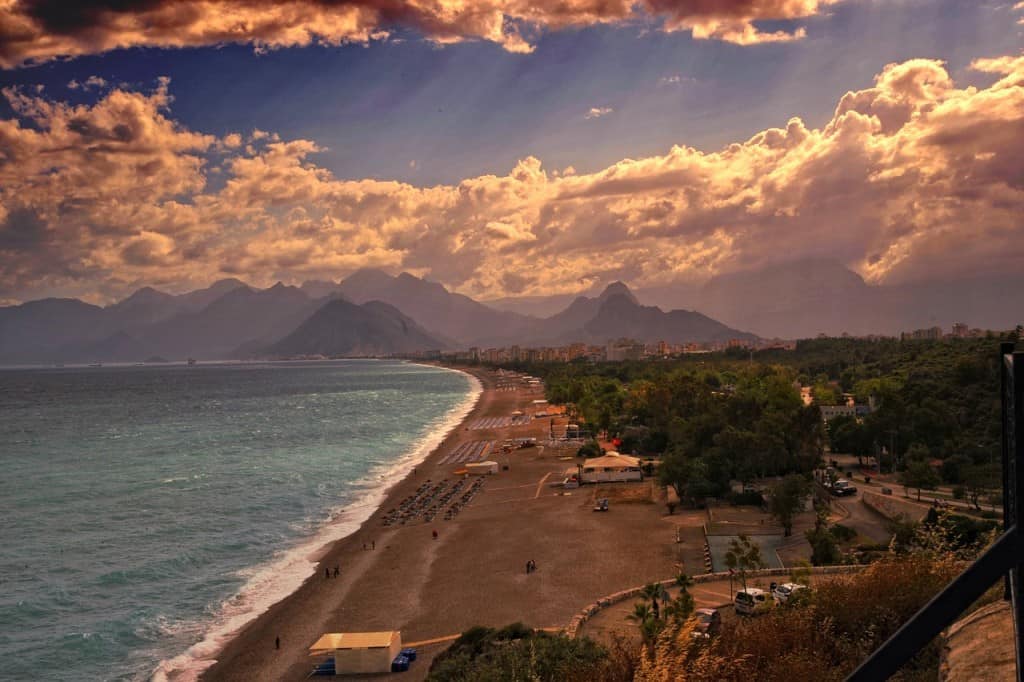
0 0 1022 305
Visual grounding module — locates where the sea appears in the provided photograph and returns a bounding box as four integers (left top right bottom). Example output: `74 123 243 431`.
0 360 480 681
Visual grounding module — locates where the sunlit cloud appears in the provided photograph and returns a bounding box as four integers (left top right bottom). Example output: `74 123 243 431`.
584 106 614 120
1 54 1022 303
67 75 108 90
0 0 846 68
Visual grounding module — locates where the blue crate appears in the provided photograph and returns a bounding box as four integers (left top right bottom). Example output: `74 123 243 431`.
391 655 410 673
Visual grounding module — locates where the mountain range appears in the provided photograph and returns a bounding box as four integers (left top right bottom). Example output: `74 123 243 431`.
0 271 754 363
3 260 1020 364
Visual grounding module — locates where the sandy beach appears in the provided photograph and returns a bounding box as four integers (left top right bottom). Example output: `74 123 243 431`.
199 366 700 681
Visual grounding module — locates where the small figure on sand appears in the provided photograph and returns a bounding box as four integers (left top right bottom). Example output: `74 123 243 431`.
525 561 531 575
275 636 280 650
334 565 340 578
325 566 330 579
530 559 537 573
372 540 376 550
363 542 367 550
432 530 438 540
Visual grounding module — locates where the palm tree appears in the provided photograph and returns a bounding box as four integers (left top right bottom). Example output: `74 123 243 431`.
663 590 695 623
627 601 653 624
639 582 667 620
626 602 661 643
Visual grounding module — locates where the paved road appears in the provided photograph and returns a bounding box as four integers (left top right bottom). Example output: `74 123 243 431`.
831 489 893 544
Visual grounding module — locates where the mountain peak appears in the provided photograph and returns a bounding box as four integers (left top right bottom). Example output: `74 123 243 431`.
598 281 637 304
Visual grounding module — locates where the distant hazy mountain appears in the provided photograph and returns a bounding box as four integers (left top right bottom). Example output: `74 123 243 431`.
0 298 105 362
338 269 533 346
584 292 756 344
300 279 344 299
54 331 151 363
690 260 1024 338
508 282 754 345
140 282 326 359
265 298 445 357
175 278 249 312
698 259 882 338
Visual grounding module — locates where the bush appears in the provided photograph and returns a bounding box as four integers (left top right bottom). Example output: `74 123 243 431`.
577 440 602 458
635 555 959 681
952 485 965 500
428 624 611 682
729 490 764 506
829 524 857 543
981 510 999 520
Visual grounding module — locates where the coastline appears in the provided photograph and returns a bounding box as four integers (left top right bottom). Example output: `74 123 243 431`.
199 363 691 682
156 363 484 681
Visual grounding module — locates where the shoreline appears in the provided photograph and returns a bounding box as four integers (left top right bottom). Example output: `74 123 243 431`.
199 363 690 682
157 362 485 681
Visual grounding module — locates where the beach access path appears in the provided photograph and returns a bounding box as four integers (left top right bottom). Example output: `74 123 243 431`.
200 367 700 681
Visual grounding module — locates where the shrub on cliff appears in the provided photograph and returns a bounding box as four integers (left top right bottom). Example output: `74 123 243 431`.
427 624 618 682
635 554 960 682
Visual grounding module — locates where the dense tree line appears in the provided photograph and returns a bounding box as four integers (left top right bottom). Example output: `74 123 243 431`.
508 360 824 502
500 335 1015 497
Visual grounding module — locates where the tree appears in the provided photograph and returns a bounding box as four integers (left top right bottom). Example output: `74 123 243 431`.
900 459 941 501
626 602 661 643
664 576 695 623
639 582 668 617
963 464 998 512
805 507 841 566
724 534 765 592
769 474 811 537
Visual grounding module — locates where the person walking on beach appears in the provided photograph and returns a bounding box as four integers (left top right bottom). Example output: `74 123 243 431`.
372 540 376 550
334 565 339 578
432 530 438 540
526 561 531 574
275 636 280 650
325 566 330 579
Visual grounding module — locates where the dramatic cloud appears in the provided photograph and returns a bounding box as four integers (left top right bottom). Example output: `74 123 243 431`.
0 0 842 68
1 54 1023 303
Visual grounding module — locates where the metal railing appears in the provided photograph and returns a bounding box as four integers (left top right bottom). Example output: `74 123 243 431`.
847 342 1024 681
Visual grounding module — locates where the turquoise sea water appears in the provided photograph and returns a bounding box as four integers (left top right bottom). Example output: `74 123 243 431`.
0 360 478 681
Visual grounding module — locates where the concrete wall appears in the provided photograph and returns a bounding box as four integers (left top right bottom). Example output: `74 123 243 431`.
581 470 643 483
862 490 929 523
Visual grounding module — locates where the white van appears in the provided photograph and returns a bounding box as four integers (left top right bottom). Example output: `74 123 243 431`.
772 582 808 604
734 588 773 615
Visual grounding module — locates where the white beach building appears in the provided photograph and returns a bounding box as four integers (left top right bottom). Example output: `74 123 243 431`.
576 452 644 483
308 631 402 675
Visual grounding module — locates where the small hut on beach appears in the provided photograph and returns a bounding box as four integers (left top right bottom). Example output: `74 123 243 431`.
309 631 401 675
577 452 643 483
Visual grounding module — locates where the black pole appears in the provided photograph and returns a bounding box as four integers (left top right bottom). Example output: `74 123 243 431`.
846 526 1021 681
1005 347 1024 682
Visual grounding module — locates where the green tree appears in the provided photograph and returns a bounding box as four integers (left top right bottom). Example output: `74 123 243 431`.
724 534 765 592
626 602 661 643
900 459 941 501
805 507 841 566
769 474 811 537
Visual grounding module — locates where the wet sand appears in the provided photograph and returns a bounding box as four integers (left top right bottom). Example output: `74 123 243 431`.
200 366 690 681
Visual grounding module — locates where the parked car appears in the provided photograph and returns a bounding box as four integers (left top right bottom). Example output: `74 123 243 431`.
692 607 722 638
830 479 858 496
734 588 773 615
771 582 808 604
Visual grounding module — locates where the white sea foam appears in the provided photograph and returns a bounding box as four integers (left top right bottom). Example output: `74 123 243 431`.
151 366 481 682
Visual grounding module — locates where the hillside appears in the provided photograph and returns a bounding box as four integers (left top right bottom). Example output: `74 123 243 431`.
266 298 445 357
